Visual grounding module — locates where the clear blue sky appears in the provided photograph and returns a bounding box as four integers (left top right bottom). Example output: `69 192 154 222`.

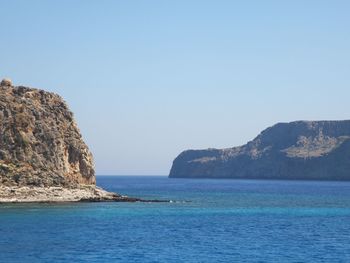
1 1 350 175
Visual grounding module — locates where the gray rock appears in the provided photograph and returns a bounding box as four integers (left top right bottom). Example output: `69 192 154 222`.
169 121 350 180
0 185 149 203
0 78 12 86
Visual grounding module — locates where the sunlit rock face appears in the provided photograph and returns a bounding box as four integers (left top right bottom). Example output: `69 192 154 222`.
0 80 95 187
170 120 350 180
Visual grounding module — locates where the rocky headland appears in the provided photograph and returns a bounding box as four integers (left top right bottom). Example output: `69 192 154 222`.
0 79 142 203
169 120 350 180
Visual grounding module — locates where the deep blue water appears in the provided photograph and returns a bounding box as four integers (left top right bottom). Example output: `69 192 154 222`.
1 176 350 262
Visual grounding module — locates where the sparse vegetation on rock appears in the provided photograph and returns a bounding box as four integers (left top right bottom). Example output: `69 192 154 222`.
0 80 95 187
0 79 147 202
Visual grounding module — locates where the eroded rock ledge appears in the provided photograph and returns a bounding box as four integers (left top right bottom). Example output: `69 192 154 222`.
0 186 168 203
0 185 124 203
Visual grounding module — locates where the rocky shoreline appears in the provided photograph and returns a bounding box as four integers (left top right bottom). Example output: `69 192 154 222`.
0 185 166 203
0 80 167 203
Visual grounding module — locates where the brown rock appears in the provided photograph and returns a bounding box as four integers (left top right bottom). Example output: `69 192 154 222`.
0 84 95 187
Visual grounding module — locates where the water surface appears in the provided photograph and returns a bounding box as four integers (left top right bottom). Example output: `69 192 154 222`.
1 176 350 262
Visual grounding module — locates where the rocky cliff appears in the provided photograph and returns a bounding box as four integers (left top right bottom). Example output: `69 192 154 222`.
0 79 166 203
0 79 95 187
169 121 350 180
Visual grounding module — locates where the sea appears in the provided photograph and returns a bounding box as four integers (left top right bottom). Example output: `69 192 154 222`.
1 176 350 263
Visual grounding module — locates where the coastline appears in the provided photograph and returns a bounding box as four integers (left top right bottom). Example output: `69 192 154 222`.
0 185 157 203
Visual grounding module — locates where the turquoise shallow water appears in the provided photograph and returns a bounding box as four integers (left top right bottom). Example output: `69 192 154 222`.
1 176 350 262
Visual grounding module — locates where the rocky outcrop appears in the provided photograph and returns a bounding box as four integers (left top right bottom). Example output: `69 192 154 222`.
169 121 350 180
0 79 159 203
0 80 95 187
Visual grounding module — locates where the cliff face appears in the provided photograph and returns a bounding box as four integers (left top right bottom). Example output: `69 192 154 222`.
169 121 350 180
0 80 95 187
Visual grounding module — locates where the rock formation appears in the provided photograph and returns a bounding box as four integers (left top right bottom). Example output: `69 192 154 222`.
0 80 95 187
169 121 350 180
0 79 149 203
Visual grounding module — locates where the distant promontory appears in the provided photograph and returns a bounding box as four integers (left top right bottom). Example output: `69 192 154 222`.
169 120 350 180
